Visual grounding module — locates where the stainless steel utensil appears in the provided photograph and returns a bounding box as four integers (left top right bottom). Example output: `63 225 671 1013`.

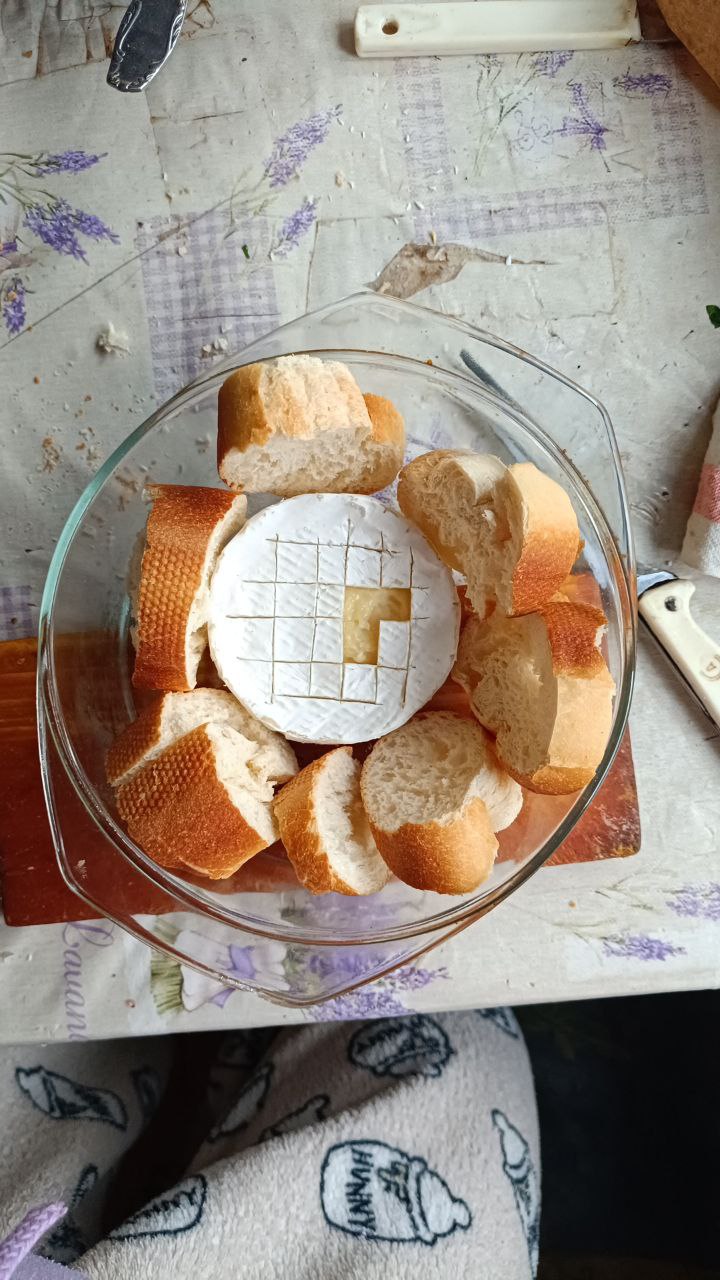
107 0 187 93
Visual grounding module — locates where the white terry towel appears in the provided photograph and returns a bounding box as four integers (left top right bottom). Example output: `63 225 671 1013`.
1 1011 540 1280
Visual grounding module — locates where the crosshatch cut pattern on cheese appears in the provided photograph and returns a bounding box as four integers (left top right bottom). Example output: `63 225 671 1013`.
208 494 460 744
226 525 423 704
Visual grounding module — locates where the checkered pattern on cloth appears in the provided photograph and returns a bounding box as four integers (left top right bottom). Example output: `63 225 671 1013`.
0 586 34 641
136 210 280 403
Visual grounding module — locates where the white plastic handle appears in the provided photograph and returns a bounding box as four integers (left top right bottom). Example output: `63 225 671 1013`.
354 0 641 57
639 579 720 730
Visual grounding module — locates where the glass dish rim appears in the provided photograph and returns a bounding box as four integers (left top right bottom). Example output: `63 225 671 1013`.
37 295 637 949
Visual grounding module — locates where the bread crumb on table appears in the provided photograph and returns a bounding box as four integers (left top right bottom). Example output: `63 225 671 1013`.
200 336 229 358
40 437 61 472
96 322 130 356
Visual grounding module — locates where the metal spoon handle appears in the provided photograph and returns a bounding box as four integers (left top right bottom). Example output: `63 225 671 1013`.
107 0 188 92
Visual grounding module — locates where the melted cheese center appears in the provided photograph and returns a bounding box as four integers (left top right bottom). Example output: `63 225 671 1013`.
343 586 412 664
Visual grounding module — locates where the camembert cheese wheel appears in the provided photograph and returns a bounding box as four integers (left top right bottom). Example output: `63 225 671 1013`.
208 493 460 743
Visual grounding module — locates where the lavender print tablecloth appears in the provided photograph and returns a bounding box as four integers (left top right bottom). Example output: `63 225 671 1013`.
1 2 720 1042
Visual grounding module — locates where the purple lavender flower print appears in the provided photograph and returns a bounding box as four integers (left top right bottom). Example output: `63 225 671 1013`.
533 50 573 78
71 208 120 244
557 81 609 152
614 71 671 98
602 933 685 961
264 106 341 188
667 882 720 922
2 278 26 334
23 199 119 261
388 964 449 992
310 988 411 1021
0 147 118 337
273 198 317 257
33 149 105 175
304 961 448 1022
175 931 287 1012
24 201 87 260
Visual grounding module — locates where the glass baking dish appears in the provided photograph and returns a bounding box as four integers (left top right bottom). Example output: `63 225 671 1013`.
37 292 635 1007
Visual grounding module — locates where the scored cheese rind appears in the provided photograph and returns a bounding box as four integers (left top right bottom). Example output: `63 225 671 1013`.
208 493 461 744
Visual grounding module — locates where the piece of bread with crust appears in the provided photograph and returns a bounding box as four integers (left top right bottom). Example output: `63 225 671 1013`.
116 721 295 879
452 602 615 795
217 355 405 496
107 688 297 789
360 712 523 894
133 484 247 692
273 747 390 896
397 450 580 617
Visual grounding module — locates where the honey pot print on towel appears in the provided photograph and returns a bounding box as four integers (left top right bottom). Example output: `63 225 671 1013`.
320 1140 471 1245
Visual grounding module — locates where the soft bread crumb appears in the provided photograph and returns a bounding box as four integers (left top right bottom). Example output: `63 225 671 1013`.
116 722 291 879
107 688 297 788
217 356 405 496
275 747 390 895
453 604 615 794
360 712 522 894
397 450 580 616
361 711 520 833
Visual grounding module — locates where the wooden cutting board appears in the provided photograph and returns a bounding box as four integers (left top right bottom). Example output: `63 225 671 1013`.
0 633 640 927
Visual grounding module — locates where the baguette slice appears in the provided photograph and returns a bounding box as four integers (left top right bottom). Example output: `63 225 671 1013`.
217 355 405 496
116 722 291 879
107 688 297 788
360 712 523 895
397 450 580 617
133 484 247 692
453 602 615 795
274 747 390 896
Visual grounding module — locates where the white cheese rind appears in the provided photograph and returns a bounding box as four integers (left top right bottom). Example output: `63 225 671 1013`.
208 493 460 744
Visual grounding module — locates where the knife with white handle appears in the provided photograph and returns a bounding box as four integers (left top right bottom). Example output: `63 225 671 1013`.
638 570 720 731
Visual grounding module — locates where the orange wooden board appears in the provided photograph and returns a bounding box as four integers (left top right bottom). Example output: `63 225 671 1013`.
0 632 640 927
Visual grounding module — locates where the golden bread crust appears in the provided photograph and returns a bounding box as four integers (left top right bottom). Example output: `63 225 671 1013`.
106 696 164 786
505 463 581 614
273 747 360 895
116 724 268 878
541 601 608 677
133 484 244 692
366 795 497 894
217 364 270 462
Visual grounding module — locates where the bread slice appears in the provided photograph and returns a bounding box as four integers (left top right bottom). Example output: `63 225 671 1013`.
107 688 297 789
133 484 247 692
360 712 523 894
116 722 294 879
397 450 580 617
273 747 390 896
217 355 405 496
453 602 616 795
